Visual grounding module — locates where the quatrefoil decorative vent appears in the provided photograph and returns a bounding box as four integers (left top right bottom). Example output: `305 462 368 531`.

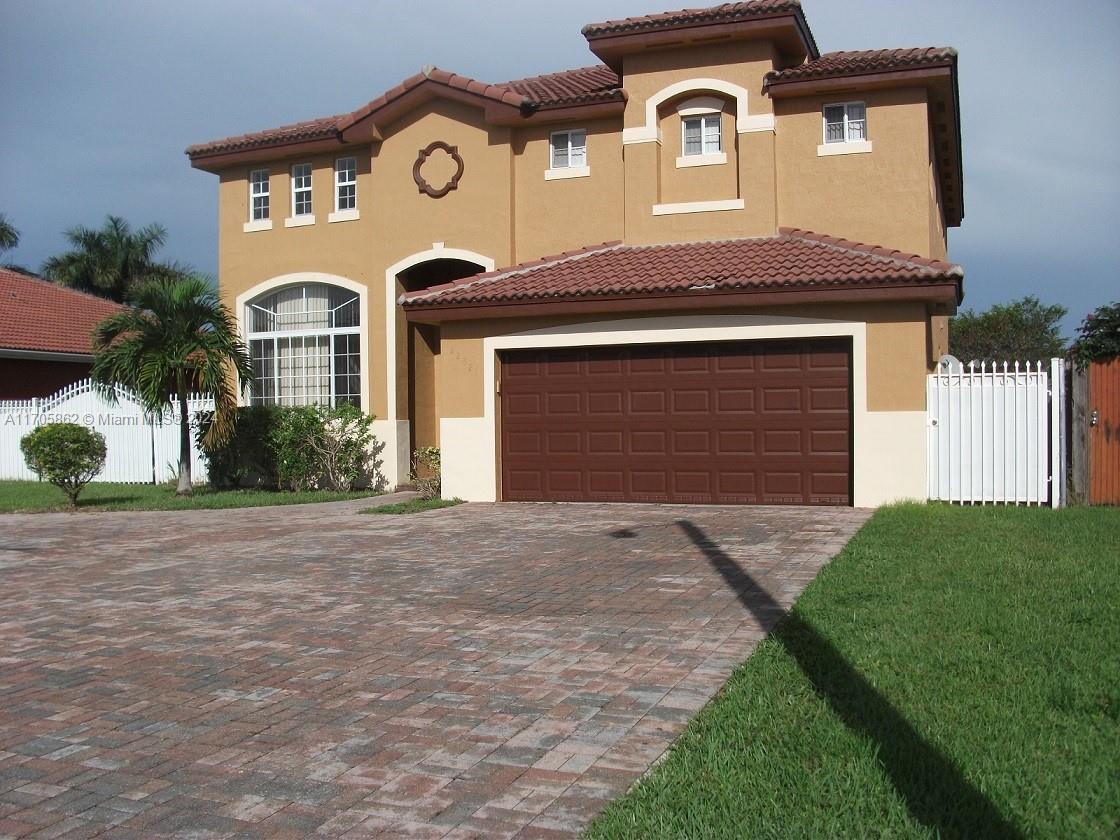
412 141 464 199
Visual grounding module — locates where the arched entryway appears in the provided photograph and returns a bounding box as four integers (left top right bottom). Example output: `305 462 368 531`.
397 258 485 453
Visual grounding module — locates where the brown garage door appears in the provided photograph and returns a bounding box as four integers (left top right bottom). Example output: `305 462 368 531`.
500 338 851 505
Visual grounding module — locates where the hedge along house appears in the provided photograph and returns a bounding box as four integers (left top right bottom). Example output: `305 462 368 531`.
187 0 963 507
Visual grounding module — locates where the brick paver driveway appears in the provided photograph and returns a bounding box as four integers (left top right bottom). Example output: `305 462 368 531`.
0 498 869 838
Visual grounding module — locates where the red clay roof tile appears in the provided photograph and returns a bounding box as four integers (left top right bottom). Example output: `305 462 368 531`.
400 229 962 309
766 47 957 85
502 65 622 107
0 269 125 355
581 1 803 37
187 64 624 159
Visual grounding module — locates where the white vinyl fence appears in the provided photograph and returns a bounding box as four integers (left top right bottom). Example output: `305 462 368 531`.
0 379 214 484
927 359 1065 507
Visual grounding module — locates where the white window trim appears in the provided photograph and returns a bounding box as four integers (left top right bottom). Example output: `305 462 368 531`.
676 151 727 168
289 162 313 221
680 112 722 162
544 165 591 181
333 156 358 215
821 101 869 147
548 129 588 174
651 198 744 216
247 169 270 230
328 209 360 223
623 78 773 145
817 140 874 157
235 274 369 413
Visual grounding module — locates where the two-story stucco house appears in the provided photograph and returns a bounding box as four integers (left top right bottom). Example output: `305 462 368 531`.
186 0 963 507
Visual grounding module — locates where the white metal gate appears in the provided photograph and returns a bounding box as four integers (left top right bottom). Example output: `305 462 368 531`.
927 359 1065 507
0 379 214 484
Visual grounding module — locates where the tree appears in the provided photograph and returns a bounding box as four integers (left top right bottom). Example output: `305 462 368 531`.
41 215 170 303
949 295 1067 365
0 213 19 254
1070 301 1120 367
91 274 253 495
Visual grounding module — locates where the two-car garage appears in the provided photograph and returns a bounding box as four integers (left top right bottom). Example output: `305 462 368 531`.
499 338 852 505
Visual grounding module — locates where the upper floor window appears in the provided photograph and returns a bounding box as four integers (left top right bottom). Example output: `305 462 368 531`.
823 102 867 144
335 157 356 211
249 170 269 221
682 114 721 156
550 130 587 170
291 163 313 216
246 283 360 407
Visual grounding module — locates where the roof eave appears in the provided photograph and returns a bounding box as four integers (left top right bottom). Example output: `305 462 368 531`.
403 280 963 324
584 12 817 72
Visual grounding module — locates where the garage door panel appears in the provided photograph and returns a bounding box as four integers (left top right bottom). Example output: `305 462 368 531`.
500 339 850 505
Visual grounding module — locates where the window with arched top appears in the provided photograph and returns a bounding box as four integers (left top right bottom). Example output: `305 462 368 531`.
246 283 360 406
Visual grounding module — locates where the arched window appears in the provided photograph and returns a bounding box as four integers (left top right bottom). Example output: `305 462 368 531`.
246 283 360 406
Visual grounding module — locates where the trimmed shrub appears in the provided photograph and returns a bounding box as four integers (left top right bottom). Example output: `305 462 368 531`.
199 404 384 492
20 423 107 507
411 446 441 499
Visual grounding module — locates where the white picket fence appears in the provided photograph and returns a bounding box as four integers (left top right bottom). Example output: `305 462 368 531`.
927 359 1065 507
0 379 215 484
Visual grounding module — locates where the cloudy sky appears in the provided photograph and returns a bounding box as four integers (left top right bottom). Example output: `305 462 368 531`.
1 0 1117 336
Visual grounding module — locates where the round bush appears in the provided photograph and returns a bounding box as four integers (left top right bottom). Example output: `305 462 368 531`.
20 423 107 506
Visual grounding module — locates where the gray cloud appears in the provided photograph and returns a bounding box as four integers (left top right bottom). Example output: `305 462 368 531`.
2 0 1116 335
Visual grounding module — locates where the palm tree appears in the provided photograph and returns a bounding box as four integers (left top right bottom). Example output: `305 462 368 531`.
0 214 19 254
92 274 253 495
41 215 169 303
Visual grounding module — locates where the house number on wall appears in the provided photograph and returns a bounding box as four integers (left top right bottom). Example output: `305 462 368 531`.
413 141 464 199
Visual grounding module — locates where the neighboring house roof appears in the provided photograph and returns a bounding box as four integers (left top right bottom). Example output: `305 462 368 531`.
765 47 957 85
0 268 124 356
401 229 963 311
581 0 805 37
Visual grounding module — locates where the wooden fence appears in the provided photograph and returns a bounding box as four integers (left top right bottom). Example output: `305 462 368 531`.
1070 358 1120 505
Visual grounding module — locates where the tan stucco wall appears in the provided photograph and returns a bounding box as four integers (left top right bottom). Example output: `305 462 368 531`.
512 118 624 261
775 86 936 257
435 300 933 419
211 39 951 443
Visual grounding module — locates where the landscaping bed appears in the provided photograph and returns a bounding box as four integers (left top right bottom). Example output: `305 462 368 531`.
362 497 463 515
0 479 382 512
587 503 1119 839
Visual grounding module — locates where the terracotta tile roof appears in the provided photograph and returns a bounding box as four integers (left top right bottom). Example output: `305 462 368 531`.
582 1 803 37
0 269 125 355
766 47 957 85
188 63 625 159
185 113 348 158
401 229 962 309
502 65 623 107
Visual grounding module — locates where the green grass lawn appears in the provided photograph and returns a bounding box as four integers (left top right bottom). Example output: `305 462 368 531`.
0 479 382 512
362 497 463 515
587 504 1120 840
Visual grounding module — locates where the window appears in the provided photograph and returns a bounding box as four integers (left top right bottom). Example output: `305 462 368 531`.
823 102 867 144
291 163 312 216
550 129 587 170
335 157 356 211
682 114 721 156
246 283 361 407
249 170 269 221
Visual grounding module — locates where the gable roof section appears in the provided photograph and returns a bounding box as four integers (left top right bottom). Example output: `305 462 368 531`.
0 269 125 356
187 65 624 162
583 0 803 37
401 229 963 315
765 47 957 86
